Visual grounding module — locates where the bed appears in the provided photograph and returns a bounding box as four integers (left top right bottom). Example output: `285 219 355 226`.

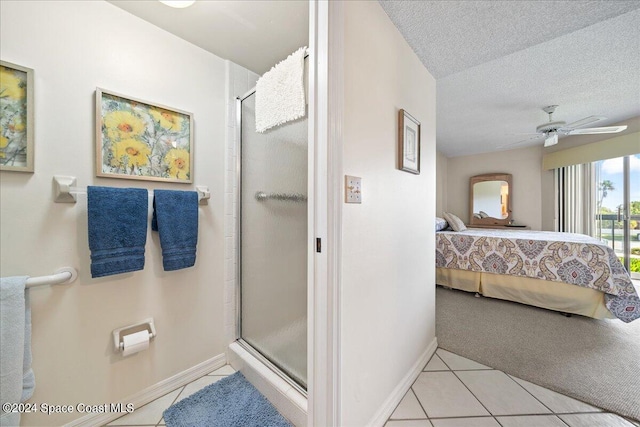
435 227 640 323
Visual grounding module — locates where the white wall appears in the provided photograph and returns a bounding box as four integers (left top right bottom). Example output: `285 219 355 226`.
436 150 448 215
341 2 437 425
540 165 556 232
0 2 227 425
445 145 554 230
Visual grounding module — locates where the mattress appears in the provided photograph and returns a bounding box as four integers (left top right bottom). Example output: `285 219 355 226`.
436 228 638 322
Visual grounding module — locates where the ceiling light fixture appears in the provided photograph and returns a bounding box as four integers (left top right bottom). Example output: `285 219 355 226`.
159 0 195 8
544 132 558 147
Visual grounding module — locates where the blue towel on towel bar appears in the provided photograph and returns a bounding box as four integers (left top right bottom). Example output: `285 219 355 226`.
0 276 34 427
88 186 148 278
152 190 198 271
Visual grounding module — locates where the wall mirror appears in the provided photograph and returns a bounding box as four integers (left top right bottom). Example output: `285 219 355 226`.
469 173 512 226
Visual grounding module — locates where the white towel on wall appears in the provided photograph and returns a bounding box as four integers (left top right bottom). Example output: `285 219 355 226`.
0 276 34 427
255 46 307 133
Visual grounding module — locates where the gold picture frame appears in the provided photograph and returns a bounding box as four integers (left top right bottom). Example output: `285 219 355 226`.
398 109 420 174
96 88 193 183
1 60 34 172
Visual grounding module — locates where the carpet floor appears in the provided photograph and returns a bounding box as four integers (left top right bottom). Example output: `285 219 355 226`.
436 286 640 422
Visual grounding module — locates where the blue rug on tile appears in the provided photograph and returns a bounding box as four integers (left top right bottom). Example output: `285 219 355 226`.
163 371 293 427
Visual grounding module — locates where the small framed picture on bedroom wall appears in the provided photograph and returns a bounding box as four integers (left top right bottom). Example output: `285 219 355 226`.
96 88 193 183
398 109 420 174
0 60 35 172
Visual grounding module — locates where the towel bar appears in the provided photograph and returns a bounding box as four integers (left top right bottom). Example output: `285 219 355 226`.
25 267 78 288
53 176 210 205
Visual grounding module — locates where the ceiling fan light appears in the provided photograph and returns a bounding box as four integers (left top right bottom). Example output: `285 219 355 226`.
159 0 195 8
544 133 558 147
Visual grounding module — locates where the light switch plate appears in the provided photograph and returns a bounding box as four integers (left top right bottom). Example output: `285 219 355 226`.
345 175 362 203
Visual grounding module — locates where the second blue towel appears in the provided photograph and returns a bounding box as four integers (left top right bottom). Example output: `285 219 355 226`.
152 190 198 271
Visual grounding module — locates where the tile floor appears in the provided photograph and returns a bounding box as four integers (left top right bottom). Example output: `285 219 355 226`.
386 349 639 427
105 350 639 427
105 365 236 426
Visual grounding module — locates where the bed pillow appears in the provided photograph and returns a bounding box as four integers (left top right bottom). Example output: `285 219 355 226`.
442 212 467 232
435 217 448 232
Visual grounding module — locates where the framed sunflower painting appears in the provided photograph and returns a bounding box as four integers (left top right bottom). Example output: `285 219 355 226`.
96 88 193 183
1 61 34 172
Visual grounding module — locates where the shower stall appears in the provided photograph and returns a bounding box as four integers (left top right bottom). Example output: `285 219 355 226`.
235 89 308 392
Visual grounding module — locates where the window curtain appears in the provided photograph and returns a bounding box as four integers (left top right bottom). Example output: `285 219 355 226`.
555 163 596 235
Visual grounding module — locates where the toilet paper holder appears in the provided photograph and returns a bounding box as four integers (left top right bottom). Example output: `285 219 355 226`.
113 318 157 352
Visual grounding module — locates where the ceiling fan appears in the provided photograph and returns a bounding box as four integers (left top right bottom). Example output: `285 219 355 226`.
511 105 627 148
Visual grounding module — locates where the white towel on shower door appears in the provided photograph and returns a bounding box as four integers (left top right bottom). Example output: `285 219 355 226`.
255 46 307 133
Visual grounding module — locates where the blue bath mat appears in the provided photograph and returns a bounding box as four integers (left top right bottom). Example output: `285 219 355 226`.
163 371 293 427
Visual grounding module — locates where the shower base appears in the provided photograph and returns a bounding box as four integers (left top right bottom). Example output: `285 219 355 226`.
228 341 307 427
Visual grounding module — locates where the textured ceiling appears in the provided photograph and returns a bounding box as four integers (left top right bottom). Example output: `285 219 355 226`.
379 1 640 79
109 1 639 158
107 1 308 75
379 1 640 157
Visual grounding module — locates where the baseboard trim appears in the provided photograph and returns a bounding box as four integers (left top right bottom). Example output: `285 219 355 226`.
367 337 438 427
64 353 227 427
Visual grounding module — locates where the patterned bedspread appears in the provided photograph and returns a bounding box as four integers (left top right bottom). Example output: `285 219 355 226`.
436 229 639 322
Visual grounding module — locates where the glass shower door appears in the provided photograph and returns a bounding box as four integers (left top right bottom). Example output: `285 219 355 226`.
239 92 308 389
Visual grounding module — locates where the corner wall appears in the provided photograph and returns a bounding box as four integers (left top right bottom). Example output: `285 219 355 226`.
223 63 260 347
341 2 437 425
436 150 448 215
0 2 227 424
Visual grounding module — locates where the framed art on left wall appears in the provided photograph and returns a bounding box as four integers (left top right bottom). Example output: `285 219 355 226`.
0 61 34 172
96 88 194 183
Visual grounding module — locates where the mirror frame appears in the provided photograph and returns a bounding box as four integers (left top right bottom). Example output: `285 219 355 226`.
469 173 512 226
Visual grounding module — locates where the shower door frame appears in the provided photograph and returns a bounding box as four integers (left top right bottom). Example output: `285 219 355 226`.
231 2 343 425
307 1 343 425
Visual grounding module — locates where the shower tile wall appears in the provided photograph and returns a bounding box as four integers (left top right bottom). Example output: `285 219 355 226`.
224 61 260 346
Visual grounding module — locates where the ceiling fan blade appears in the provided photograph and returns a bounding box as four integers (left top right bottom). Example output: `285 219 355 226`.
560 115 606 130
544 133 558 147
567 125 627 135
498 134 543 149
